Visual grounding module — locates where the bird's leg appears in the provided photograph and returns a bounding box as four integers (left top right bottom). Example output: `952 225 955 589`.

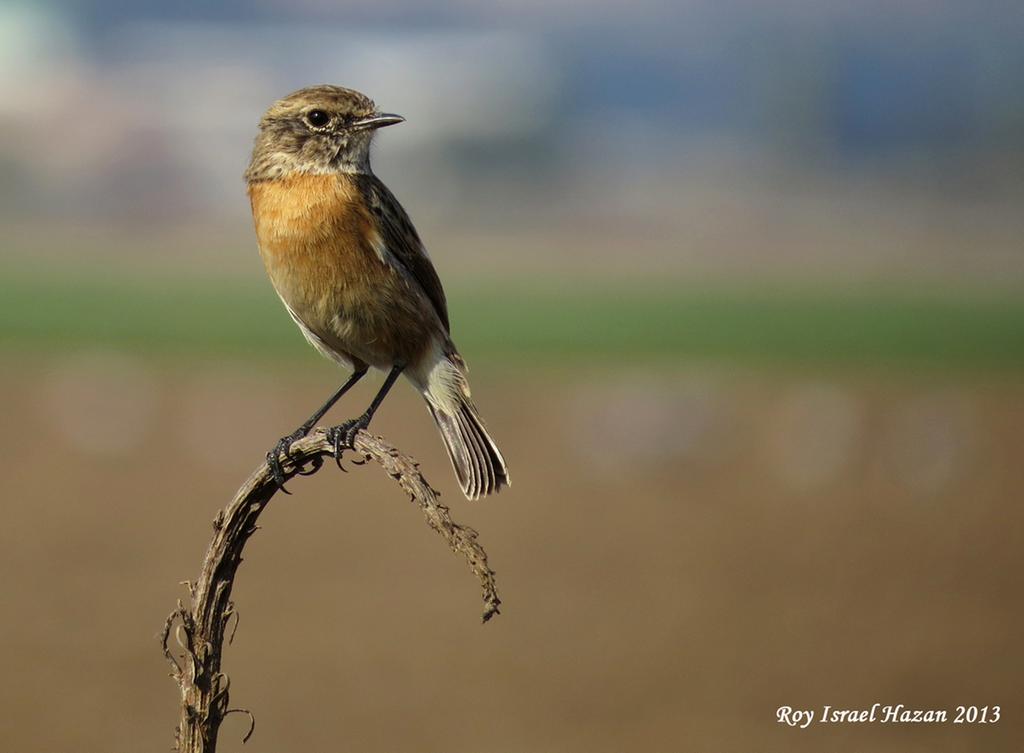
267 366 368 491
327 364 404 463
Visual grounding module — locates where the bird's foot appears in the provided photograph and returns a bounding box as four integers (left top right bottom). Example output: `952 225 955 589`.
266 428 313 493
325 413 371 467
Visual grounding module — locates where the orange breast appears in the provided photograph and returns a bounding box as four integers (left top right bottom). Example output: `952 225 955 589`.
247 173 436 368
248 173 376 297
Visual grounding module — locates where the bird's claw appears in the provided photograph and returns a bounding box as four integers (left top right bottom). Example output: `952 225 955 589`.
266 429 308 493
326 415 370 468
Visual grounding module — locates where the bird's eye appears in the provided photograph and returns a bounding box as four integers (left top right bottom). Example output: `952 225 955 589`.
306 109 331 128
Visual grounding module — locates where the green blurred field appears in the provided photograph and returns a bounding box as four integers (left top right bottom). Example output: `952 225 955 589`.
2 264 1023 369
3 255 1023 752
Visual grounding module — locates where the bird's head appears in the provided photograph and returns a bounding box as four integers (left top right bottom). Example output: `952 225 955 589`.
245 85 404 182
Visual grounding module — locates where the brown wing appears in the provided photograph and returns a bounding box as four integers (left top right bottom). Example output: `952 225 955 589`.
356 174 450 333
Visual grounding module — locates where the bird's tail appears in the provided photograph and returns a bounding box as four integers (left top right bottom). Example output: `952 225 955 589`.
415 351 509 500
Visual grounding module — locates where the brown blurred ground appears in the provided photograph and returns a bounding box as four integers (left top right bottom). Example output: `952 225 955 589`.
0 355 1021 752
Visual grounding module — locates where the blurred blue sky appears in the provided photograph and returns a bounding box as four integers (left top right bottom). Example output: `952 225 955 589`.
31 0 1024 153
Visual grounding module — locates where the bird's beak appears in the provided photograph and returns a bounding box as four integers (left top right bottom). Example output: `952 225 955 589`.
351 112 405 131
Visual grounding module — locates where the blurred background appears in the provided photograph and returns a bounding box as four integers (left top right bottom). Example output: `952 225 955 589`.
1 1 1022 751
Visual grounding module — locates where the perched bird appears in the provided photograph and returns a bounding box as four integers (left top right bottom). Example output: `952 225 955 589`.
244 85 508 500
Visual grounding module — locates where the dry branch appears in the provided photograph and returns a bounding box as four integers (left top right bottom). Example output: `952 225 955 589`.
162 428 500 752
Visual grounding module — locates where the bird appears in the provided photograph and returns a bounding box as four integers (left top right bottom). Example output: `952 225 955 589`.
244 84 509 500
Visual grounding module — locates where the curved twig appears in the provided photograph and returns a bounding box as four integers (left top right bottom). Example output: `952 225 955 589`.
163 428 500 752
